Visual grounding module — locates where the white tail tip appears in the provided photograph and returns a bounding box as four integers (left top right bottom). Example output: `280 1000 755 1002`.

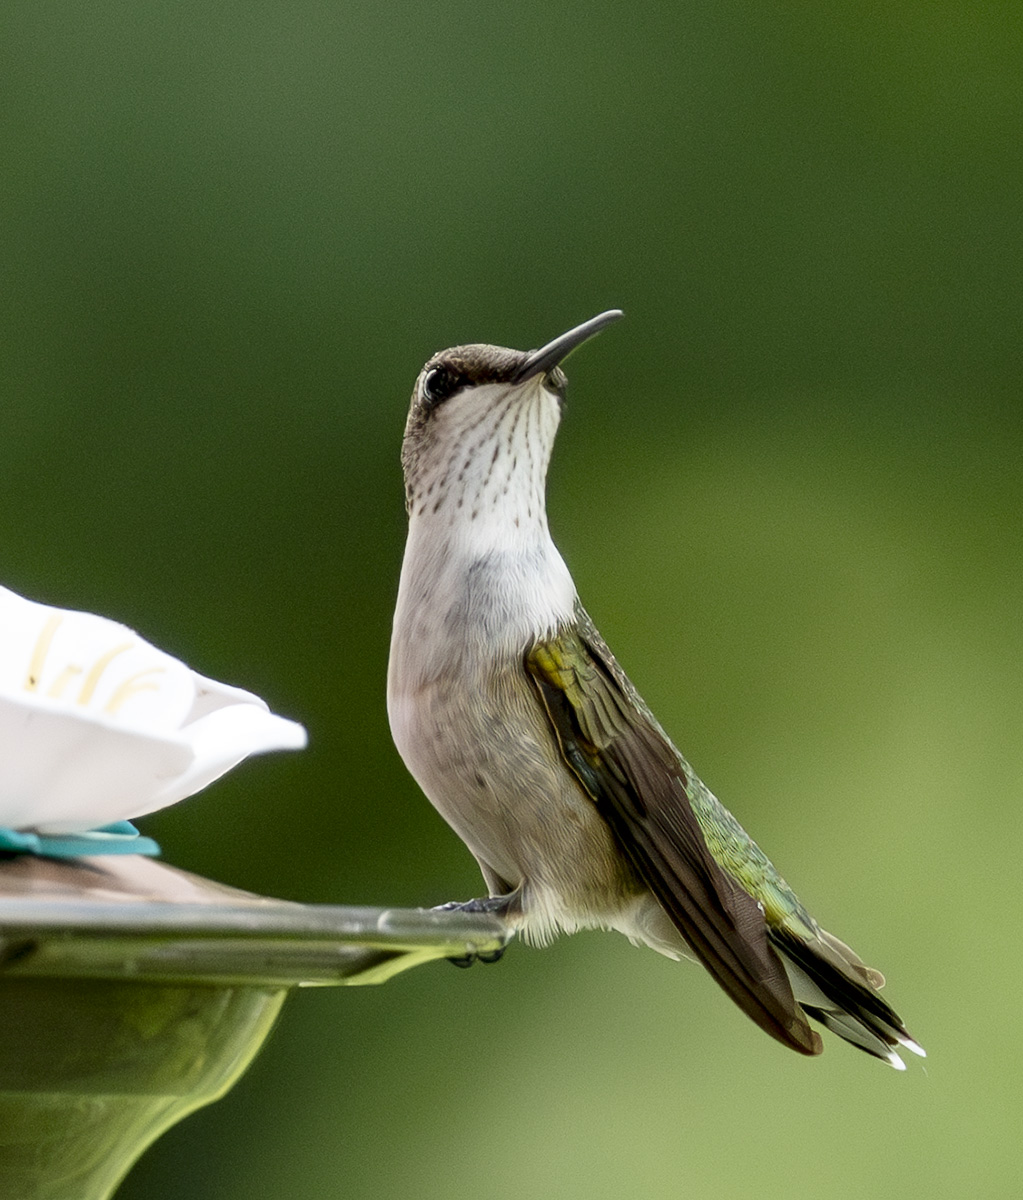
897 1035 927 1058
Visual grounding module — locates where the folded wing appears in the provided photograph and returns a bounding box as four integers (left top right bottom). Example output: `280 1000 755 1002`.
525 617 821 1056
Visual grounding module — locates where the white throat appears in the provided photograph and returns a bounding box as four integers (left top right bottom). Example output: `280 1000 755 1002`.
390 379 577 687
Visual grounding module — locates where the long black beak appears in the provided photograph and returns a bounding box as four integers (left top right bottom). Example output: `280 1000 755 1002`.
512 310 624 383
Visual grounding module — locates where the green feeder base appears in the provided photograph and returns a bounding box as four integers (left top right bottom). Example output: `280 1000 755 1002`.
0 855 509 1199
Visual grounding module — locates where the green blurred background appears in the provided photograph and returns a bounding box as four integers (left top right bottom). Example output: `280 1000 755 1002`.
3 2 1021 1197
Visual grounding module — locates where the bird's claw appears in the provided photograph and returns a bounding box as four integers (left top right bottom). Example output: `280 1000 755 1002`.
447 944 507 968
433 896 513 915
433 896 512 967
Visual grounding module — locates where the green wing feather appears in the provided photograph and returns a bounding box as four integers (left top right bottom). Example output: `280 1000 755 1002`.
525 612 822 1057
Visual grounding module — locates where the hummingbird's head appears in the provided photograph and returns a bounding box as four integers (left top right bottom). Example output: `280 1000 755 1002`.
401 311 623 525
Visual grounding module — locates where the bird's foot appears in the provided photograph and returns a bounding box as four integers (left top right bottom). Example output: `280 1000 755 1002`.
434 895 513 967
434 895 514 916
447 945 507 968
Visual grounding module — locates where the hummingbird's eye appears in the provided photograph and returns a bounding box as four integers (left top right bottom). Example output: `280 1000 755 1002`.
422 365 459 407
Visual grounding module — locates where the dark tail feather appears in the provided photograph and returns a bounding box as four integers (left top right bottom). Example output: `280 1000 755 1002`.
769 925 924 1069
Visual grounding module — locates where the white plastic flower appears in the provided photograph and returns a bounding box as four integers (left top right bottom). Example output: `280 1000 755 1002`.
0 585 307 834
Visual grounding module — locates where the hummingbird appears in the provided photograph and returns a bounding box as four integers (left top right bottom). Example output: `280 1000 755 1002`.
388 310 923 1067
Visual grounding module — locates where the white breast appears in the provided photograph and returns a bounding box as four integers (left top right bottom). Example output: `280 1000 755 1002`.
388 517 576 698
